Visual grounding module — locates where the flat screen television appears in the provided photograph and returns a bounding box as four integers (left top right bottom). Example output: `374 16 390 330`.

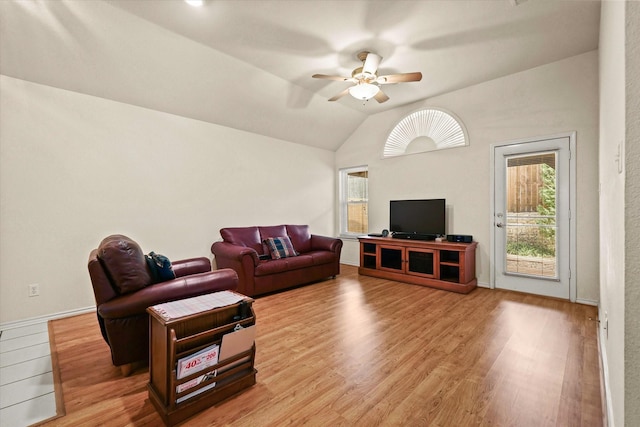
389 199 446 237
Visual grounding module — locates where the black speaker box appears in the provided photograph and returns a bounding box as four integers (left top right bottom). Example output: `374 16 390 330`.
447 234 473 243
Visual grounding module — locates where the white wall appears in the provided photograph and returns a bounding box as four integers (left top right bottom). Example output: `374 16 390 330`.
624 2 640 426
0 75 335 324
599 1 626 425
337 52 600 303
599 3 640 425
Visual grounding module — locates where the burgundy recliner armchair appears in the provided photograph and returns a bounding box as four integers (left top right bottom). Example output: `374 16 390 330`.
88 234 238 375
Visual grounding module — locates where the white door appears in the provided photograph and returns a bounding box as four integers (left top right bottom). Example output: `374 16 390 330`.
491 134 575 300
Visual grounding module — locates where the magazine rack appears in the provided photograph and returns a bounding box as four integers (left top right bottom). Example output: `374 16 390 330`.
147 291 257 426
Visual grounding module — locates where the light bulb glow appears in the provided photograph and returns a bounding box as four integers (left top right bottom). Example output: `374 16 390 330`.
185 0 204 6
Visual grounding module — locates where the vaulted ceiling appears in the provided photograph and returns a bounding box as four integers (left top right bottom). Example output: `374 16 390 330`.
0 0 601 151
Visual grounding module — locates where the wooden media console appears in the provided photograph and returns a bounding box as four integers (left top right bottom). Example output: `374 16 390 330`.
358 236 478 294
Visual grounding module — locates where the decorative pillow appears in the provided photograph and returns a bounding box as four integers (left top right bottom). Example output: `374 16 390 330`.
263 236 299 259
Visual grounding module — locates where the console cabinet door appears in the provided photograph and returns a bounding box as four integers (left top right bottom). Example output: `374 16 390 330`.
406 248 438 279
378 245 405 272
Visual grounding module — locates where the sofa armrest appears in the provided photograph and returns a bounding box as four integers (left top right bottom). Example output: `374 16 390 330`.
211 242 259 266
211 241 259 296
310 234 343 253
98 268 238 319
172 257 211 277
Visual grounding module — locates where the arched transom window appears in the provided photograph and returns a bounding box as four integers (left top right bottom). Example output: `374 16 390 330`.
384 108 468 158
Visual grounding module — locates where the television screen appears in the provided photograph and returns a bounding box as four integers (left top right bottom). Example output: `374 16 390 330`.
390 199 446 236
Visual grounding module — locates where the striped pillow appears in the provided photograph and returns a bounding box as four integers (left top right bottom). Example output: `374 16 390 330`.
263 236 299 259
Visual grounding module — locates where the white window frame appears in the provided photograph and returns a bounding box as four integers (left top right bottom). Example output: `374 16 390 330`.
339 165 368 238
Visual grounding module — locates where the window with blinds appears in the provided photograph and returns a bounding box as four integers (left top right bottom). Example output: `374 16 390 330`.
339 166 368 236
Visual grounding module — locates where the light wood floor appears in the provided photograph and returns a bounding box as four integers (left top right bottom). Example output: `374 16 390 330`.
44 265 603 426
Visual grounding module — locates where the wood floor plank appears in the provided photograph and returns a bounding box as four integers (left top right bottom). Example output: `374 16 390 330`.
43 265 603 426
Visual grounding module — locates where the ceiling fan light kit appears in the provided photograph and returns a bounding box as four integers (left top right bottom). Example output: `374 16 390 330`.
349 82 380 101
312 51 422 104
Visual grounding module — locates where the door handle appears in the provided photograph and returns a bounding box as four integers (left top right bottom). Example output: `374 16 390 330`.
496 223 505 228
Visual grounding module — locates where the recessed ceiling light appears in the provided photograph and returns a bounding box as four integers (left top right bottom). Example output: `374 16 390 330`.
185 0 203 6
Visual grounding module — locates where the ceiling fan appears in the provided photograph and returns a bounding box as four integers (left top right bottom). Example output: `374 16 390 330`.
312 51 422 103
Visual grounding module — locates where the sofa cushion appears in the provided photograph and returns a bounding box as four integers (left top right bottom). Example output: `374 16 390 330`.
286 224 312 253
306 250 336 266
97 235 151 294
254 255 314 276
221 227 263 254
263 236 299 259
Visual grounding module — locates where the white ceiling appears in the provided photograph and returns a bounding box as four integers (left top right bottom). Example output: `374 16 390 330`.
0 0 601 151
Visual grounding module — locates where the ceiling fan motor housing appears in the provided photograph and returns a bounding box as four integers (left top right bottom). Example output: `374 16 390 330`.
351 67 376 83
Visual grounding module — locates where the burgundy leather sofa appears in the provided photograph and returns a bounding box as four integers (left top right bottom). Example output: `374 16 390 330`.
88 234 238 374
211 225 342 297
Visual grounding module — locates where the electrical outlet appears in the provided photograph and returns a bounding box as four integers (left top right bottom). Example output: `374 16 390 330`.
28 283 40 297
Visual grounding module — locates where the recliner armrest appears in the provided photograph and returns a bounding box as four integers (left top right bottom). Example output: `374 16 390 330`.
98 268 238 319
172 257 212 277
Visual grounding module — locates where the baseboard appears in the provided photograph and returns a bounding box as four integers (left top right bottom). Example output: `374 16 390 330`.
341 260 359 267
477 281 490 288
0 306 96 331
576 298 599 306
598 305 614 427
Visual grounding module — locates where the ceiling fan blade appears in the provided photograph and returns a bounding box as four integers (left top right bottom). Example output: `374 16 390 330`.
374 89 389 103
362 52 382 75
312 74 351 82
377 72 423 84
328 87 351 102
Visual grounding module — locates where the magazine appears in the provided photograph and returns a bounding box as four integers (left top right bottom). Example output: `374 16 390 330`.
176 371 218 403
176 343 220 380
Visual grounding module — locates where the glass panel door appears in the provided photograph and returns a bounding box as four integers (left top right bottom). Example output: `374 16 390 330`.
505 152 557 279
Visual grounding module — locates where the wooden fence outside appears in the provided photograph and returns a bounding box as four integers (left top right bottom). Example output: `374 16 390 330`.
507 164 544 213
348 202 368 234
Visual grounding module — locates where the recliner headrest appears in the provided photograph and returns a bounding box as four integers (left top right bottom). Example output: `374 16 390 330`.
97 235 151 294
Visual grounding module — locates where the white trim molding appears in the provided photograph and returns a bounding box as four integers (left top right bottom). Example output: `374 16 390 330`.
598 303 614 427
0 306 96 331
